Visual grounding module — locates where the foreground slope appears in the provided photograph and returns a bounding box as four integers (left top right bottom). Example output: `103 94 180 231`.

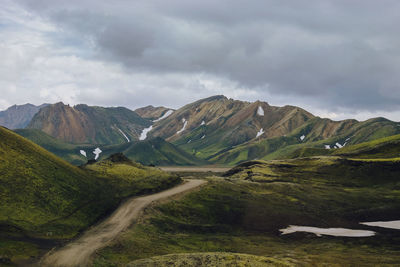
0 103 48 129
27 102 151 144
94 157 400 266
0 126 181 263
0 126 115 238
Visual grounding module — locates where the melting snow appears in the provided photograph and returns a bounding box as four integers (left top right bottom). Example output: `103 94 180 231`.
201 120 205 126
177 118 187 134
80 150 87 157
256 128 264 138
93 148 102 160
201 135 206 139
300 135 305 141
346 137 351 142
187 139 191 143
139 125 153 140
118 128 130 142
336 142 344 148
280 225 375 237
257 106 264 116
325 145 331 149
360 220 400 230
153 110 173 122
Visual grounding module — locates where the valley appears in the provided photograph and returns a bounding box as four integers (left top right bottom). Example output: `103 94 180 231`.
1 96 400 266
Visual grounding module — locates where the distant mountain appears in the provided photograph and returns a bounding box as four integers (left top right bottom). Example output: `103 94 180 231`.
135 105 174 121
27 102 151 144
16 129 203 166
0 103 48 129
139 95 400 165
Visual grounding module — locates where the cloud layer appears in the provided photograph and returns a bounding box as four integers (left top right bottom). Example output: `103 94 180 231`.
1 0 400 121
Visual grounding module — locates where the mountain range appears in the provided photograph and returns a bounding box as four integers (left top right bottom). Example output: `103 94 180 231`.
2 95 400 165
0 103 48 129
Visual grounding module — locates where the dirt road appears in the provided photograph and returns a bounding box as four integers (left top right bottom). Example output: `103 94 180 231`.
40 179 206 267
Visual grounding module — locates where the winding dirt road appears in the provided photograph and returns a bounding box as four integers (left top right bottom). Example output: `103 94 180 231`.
40 179 206 267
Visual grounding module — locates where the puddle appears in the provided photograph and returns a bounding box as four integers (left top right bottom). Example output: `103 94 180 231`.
280 225 375 237
360 220 400 230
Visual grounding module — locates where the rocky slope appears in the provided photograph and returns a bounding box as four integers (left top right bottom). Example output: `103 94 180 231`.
27 102 151 144
137 95 400 164
0 103 48 129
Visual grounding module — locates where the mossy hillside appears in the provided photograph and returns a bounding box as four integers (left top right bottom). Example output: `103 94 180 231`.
277 134 400 160
0 127 181 263
84 155 182 198
0 127 116 238
125 252 292 267
94 158 400 266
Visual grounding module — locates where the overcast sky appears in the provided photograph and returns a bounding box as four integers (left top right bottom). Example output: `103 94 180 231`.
1 0 400 121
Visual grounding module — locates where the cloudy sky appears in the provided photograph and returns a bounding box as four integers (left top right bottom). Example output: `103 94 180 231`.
1 0 400 121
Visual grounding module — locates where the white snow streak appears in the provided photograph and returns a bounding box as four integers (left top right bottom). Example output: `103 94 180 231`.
257 106 264 116
153 110 173 122
139 125 153 140
256 128 264 138
324 145 331 149
80 150 87 157
93 147 102 160
200 120 205 126
280 226 375 237
360 220 400 230
300 135 305 141
177 118 187 134
118 128 130 142
201 135 206 139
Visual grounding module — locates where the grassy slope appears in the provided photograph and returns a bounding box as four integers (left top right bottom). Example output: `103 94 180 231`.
280 134 400 160
200 117 400 165
0 127 181 264
93 157 400 266
126 252 292 266
15 129 204 166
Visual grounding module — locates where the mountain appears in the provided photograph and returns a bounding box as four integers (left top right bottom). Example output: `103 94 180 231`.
27 102 151 144
147 95 314 159
141 95 399 165
135 105 174 121
0 103 48 129
15 129 204 166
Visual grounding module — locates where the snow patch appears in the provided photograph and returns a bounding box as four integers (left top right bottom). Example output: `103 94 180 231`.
346 137 351 142
139 125 153 140
257 106 264 116
324 145 331 149
280 225 375 237
256 128 264 138
200 120 205 126
187 139 191 143
93 148 102 160
117 128 130 142
201 135 206 139
80 150 87 157
300 135 305 141
360 220 400 230
153 110 173 122
177 118 187 134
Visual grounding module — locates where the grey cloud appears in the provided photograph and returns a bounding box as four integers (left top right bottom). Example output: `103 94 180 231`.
13 0 400 113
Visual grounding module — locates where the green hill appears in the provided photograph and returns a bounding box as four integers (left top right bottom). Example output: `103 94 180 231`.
0 126 181 264
15 129 205 166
